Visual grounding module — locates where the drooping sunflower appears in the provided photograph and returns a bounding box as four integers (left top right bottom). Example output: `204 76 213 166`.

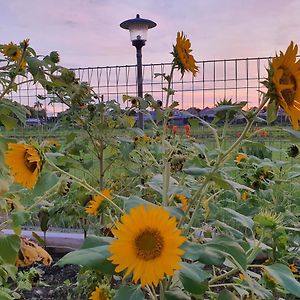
4 143 43 189
108 204 185 287
85 189 112 215
2 42 21 61
265 42 300 129
89 286 110 300
172 31 198 77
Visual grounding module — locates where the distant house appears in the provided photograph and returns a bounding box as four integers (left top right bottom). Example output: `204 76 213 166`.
26 118 42 126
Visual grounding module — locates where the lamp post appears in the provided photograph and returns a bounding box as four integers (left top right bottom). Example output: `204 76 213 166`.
120 14 156 129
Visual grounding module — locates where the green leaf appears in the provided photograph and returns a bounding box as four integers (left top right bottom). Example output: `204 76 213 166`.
208 236 247 270
179 262 210 295
223 208 254 230
181 241 225 266
188 118 199 129
0 114 17 130
165 288 191 300
0 290 14 300
113 285 145 300
123 196 182 220
217 290 239 300
266 99 279 124
30 172 59 197
11 210 30 227
80 236 114 249
0 234 20 264
182 167 212 176
214 220 244 239
264 263 300 297
283 128 300 142
57 245 115 274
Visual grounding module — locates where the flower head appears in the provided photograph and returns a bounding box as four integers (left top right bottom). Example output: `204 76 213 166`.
172 32 198 77
5 143 43 189
89 286 110 300
241 191 248 201
108 204 185 287
289 263 298 273
85 189 112 215
184 124 191 137
174 194 188 211
264 42 300 129
2 42 21 61
235 153 248 165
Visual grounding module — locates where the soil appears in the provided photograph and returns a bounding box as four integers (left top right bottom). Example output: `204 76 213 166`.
19 255 80 300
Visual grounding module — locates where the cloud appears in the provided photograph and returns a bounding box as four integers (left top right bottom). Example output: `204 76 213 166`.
0 0 299 68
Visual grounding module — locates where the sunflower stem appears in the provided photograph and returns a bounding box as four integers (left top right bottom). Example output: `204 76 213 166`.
162 64 176 206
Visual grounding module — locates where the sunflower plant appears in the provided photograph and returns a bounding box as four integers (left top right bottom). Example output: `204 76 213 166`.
1 35 300 300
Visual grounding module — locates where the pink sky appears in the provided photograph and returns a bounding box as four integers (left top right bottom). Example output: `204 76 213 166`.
1 0 300 68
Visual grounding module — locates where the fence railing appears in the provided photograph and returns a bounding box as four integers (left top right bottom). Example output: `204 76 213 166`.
8 56 274 116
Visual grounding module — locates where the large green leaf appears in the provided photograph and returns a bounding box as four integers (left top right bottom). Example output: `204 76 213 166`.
0 234 20 264
264 263 300 297
80 236 113 249
0 114 17 130
223 208 254 230
30 172 59 197
57 245 115 274
113 285 145 300
217 290 239 300
181 241 225 266
207 236 247 270
179 262 210 295
284 128 300 142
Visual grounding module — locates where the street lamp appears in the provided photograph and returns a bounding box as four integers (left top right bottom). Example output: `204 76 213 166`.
120 14 157 129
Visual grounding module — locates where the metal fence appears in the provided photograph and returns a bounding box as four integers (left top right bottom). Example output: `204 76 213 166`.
9 56 273 116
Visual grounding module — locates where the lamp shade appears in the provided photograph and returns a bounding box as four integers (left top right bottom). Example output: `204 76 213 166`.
120 14 156 42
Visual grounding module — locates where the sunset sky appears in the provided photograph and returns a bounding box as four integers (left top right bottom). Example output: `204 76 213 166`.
1 0 300 68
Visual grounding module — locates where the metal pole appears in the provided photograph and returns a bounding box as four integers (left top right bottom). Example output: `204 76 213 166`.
133 39 145 129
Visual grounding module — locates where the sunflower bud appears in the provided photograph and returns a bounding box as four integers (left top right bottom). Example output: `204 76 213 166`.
49 51 60 63
287 144 299 158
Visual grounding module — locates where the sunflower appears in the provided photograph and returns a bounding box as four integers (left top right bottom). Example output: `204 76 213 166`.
235 153 248 165
2 42 21 61
289 263 298 273
241 191 248 201
89 286 110 300
85 189 112 215
108 204 185 287
5 143 42 189
266 42 300 129
174 194 188 211
172 31 198 77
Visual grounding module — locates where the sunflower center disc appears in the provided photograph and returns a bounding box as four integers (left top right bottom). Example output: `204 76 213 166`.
24 152 37 173
135 227 164 261
279 67 297 105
